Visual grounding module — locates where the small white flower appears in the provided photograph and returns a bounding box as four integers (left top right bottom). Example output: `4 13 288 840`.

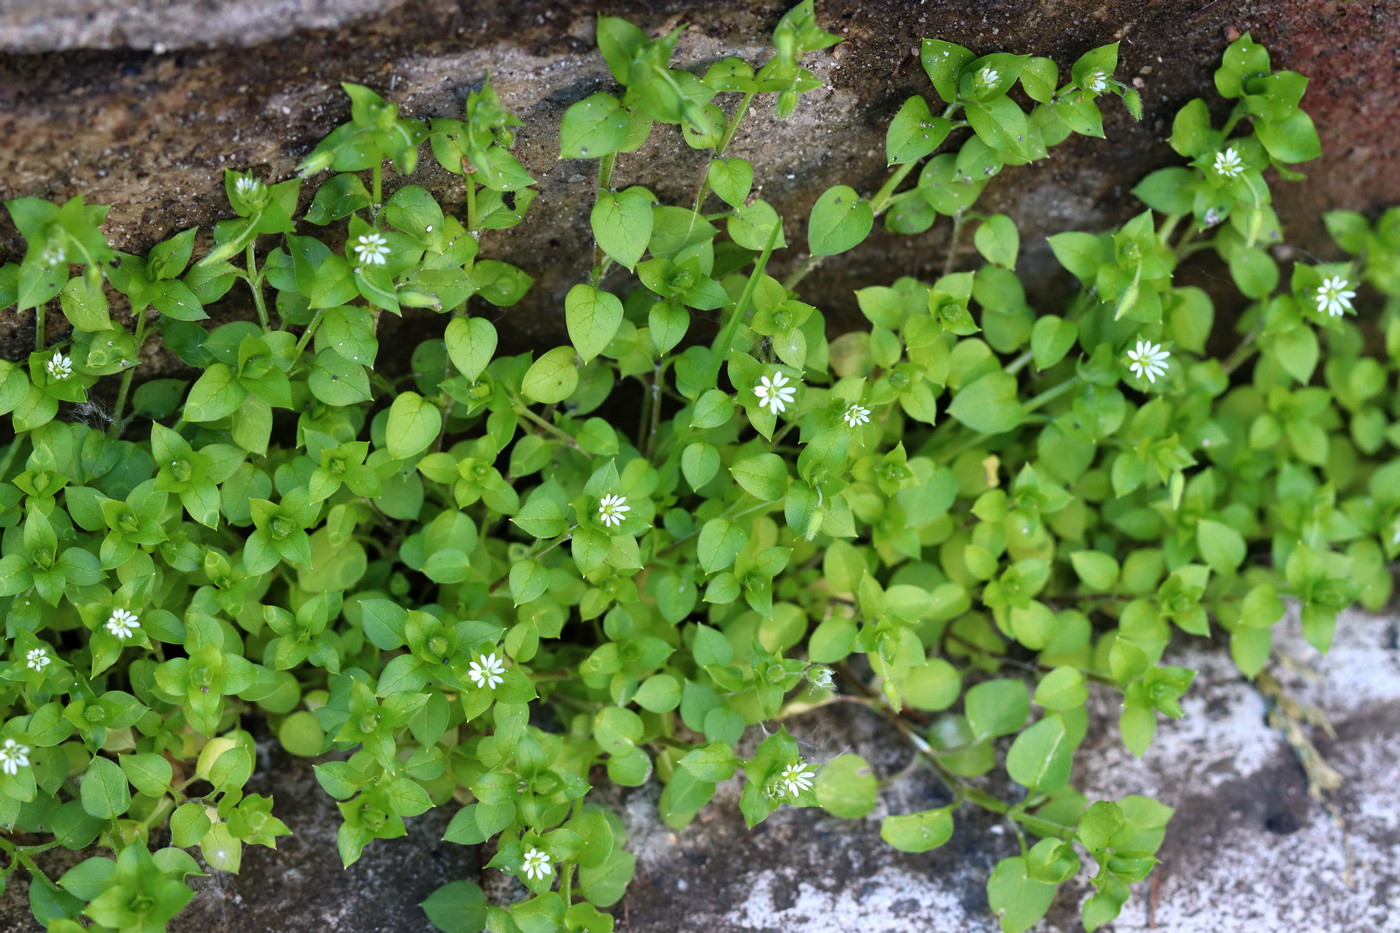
467 652 506 690
777 758 816 797
0 738 30 776
842 403 871 428
1213 147 1244 179
754 371 798 416
807 665 835 690
46 352 73 381
25 649 50 673
234 176 262 196
597 493 630 529
1125 339 1171 384
1314 275 1356 318
1085 71 1108 94
352 232 390 266
105 608 141 640
40 242 67 267
520 846 552 881
1202 207 1224 228
979 66 1000 87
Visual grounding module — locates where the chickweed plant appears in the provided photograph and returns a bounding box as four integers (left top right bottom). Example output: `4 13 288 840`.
1 4 1396 931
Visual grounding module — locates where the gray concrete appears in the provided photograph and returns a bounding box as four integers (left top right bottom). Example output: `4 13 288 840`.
0 0 402 53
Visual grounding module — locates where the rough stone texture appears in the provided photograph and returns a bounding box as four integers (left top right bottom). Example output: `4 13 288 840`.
0 0 405 53
1 0 1397 360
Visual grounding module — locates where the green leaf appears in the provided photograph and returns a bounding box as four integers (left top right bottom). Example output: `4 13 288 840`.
521 347 579 404
987 857 1057 933
1196 519 1246 573
901 658 961 711
815 753 877 819
691 623 733 667
444 316 497 382
472 259 533 307
697 518 746 573
1047 232 1103 279
729 453 788 501
59 276 111 331
1030 315 1077 371
1270 324 1318 383
79 756 131 819
678 742 738 782
1069 550 1119 591
119 753 172 798
309 349 371 406
421 881 488 933
707 158 753 208
385 392 442 460
807 185 873 257
948 372 1024 434
183 363 247 422
973 214 1019 268
965 679 1029 739
921 39 975 103
1035 667 1088 711
681 442 721 490
635 674 681 713
880 807 954 852
1133 167 1197 215
1006 714 1072 791
560 93 630 159
565 284 624 363
886 95 952 165
591 189 653 271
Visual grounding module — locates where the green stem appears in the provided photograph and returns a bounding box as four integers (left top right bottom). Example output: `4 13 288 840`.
1223 319 1264 375
34 302 45 352
784 104 960 293
1220 101 1247 140
294 307 327 357
0 438 21 483
0 836 57 889
589 153 619 282
869 161 918 216
513 401 580 448
1024 374 1080 413
372 162 383 210
487 526 576 593
656 498 773 559
691 90 758 215
1003 349 1034 376
846 671 1077 840
464 176 479 270
943 211 967 277
932 374 1080 464
245 243 270 330
704 221 783 392
644 363 664 460
109 307 150 437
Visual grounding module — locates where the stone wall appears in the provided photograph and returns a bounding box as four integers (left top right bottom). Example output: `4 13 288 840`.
1 0 1396 357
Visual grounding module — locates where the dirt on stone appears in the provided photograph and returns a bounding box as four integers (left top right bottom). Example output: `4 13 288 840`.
2 0 1397 364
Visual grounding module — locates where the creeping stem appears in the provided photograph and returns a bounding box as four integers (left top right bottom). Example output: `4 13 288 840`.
245 242 271 330
109 306 152 437
690 90 758 216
